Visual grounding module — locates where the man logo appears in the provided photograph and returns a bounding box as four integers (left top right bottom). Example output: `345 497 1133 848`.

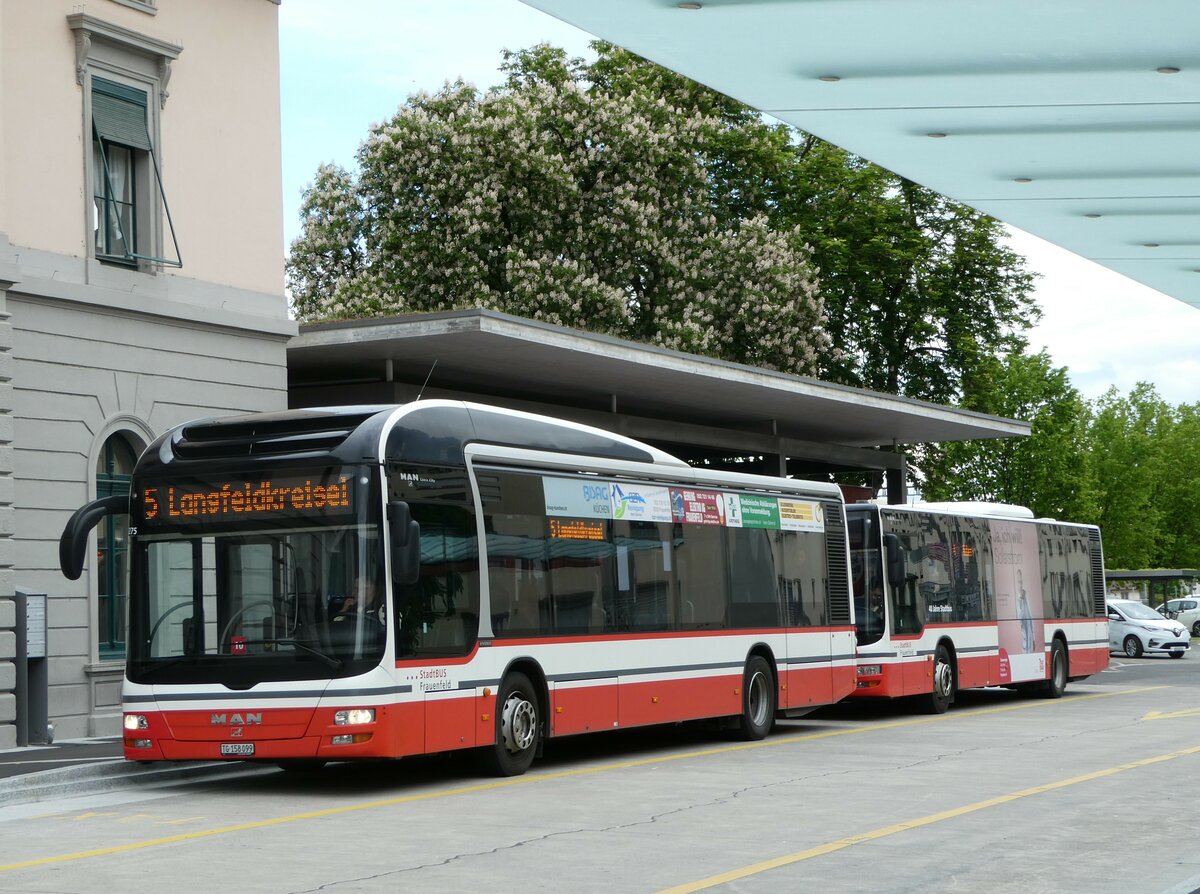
210 713 263 725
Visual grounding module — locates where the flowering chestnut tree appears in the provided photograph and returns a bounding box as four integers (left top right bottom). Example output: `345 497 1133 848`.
287 47 831 376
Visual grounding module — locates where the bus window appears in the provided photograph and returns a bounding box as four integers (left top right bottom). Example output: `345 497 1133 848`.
667 523 724 630
393 503 480 657
727 526 780 628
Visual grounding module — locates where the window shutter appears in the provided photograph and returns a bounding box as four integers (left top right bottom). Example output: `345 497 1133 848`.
91 77 151 151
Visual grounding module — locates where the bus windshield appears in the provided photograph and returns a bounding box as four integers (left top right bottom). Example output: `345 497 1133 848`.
126 465 384 686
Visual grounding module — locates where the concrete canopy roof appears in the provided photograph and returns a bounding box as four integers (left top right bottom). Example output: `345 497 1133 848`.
524 0 1200 310
288 310 1028 458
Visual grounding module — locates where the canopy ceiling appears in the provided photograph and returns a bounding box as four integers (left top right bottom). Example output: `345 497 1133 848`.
524 0 1200 309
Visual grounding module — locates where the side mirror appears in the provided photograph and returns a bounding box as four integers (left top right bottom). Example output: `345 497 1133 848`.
388 501 421 586
883 533 905 587
60 495 128 581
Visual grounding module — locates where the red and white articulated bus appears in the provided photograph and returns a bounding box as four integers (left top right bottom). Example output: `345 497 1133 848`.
846 501 1110 713
61 401 857 775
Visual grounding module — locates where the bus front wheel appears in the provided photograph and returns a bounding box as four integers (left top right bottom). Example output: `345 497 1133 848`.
481 672 540 777
737 655 776 740
924 645 955 714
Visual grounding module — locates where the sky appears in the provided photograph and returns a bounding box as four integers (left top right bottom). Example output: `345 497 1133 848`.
279 0 1200 407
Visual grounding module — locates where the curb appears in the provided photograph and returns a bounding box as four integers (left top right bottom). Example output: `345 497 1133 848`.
0 759 271 807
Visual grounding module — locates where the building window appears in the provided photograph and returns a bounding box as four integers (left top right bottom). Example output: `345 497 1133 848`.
96 435 138 658
92 78 148 264
68 13 183 268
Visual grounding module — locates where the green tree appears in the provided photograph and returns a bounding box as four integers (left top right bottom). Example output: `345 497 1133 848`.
289 41 1038 393
1155 403 1200 568
919 350 1091 519
587 43 1038 404
1084 384 1172 569
288 45 830 376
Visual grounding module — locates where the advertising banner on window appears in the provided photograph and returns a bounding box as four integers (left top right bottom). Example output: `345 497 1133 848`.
991 519 1046 684
724 493 781 529
543 477 613 518
779 499 825 532
670 488 726 525
611 483 673 522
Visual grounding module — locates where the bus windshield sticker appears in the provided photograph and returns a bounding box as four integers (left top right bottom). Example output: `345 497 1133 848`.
543 477 613 519
140 474 355 528
611 483 672 522
779 499 825 533
670 488 726 526
725 494 781 529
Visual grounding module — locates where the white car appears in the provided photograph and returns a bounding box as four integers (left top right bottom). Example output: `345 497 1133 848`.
1155 598 1200 638
1108 599 1189 659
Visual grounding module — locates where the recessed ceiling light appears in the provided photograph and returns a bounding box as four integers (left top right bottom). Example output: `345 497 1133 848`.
677 2 702 8
1084 213 1102 219
1143 243 1160 248
1014 177 1033 183
926 132 947 139
1157 66 1181 74
818 75 841 83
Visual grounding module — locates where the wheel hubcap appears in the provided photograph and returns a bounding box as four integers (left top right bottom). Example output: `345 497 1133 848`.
747 670 770 726
500 694 537 754
933 660 953 698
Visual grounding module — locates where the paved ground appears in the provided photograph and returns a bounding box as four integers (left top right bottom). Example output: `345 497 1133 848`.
0 738 123 780
2 655 1200 893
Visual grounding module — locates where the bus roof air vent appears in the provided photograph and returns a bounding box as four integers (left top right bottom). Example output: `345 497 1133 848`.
172 408 386 460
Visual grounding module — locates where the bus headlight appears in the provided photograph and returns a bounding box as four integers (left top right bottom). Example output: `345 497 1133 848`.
334 709 375 726
124 714 149 730
857 665 881 676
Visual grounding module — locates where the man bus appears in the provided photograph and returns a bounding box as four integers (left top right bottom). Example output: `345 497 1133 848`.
847 501 1109 713
61 401 857 775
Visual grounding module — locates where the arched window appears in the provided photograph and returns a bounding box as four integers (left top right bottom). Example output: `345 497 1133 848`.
96 434 139 658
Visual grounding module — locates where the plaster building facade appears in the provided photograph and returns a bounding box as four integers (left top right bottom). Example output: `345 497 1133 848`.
0 0 293 745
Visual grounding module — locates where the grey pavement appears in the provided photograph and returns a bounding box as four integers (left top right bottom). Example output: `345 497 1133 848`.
0 737 260 806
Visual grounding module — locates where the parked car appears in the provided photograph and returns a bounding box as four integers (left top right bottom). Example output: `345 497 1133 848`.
1108 599 1189 659
1155 598 1200 637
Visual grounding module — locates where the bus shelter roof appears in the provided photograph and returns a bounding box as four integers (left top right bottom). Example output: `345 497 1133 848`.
287 309 1027 479
1106 570 1200 582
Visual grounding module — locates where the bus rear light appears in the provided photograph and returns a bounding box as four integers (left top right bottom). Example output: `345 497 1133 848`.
334 709 375 726
857 665 881 676
124 714 149 730
331 733 372 746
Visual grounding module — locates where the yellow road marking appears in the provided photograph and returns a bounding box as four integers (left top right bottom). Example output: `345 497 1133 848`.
117 814 155 824
1143 707 1200 720
0 685 1166 872
656 742 1200 894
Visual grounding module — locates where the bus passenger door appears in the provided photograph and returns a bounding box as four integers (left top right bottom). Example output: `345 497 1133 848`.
780 529 835 709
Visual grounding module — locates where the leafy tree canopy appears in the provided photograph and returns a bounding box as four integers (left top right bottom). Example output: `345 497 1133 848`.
289 44 829 375
289 41 1038 390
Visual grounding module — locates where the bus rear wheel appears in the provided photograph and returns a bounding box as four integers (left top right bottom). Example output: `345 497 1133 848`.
481 672 540 777
1041 639 1068 698
737 656 776 740
923 645 955 714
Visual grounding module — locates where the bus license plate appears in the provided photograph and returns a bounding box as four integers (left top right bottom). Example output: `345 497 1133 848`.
220 743 255 756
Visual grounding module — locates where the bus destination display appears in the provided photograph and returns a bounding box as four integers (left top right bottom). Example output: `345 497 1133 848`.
140 474 354 527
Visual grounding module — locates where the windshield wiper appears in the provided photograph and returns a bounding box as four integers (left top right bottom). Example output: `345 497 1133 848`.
137 655 196 678
276 639 343 669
